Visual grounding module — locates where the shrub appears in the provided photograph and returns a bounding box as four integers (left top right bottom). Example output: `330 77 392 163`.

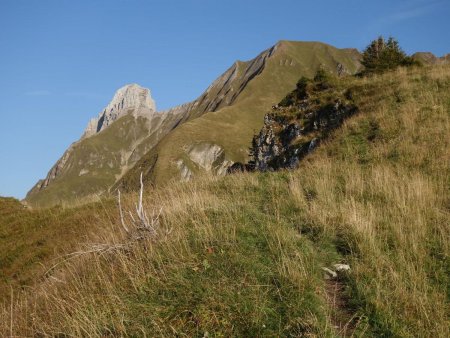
296 77 310 99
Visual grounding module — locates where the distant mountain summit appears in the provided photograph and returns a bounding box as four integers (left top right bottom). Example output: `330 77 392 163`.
83 84 156 138
26 83 186 207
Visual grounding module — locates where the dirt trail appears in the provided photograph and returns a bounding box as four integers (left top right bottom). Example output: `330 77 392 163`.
324 278 360 337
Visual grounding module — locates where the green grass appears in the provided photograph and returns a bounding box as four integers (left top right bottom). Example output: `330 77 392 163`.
0 197 115 301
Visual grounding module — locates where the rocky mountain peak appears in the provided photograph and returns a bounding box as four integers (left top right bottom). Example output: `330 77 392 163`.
83 83 156 138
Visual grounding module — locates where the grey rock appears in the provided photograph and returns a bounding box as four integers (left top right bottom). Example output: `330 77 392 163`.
83 83 156 138
333 264 350 272
177 143 234 179
176 160 194 181
322 267 337 279
308 138 318 152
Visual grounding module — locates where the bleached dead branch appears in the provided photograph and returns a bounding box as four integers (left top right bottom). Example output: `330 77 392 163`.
118 172 161 238
117 190 129 233
44 173 163 278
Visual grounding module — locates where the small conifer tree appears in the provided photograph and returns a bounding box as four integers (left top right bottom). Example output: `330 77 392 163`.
361 36 414 74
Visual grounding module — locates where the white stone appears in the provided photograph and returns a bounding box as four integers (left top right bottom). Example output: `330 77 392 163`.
333 264 351 272
79 169 89 176
322 267 337 279
176 159 194 181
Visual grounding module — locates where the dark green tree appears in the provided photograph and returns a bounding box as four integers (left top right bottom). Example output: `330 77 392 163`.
361 36 414 74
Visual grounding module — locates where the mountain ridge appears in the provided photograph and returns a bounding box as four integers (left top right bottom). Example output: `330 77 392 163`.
117 40 362 191
26 40 362 207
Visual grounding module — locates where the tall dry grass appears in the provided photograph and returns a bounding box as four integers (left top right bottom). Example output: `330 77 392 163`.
289 64 449 336
2 174 334 336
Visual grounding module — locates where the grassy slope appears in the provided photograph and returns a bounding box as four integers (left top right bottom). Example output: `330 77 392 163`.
121 41 361 188
26 114 177 208
1 65 449 336
0 197 115 301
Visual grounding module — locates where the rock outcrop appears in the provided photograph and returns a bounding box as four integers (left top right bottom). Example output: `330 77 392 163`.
83 84 156 138
175 143 233 181
239 71 357 172
176 143 233 181
186 143 233 175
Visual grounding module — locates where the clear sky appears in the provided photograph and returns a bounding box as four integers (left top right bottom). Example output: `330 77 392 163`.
0 0 449 199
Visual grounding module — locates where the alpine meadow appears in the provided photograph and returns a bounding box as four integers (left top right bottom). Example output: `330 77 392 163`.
0 1 449 337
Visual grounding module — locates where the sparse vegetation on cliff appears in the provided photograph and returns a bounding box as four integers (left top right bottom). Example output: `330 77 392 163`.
247 69 357 171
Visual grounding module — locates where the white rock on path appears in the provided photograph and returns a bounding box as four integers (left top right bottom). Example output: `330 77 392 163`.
333 264 351 272
322 264 351 279
322 267 338 279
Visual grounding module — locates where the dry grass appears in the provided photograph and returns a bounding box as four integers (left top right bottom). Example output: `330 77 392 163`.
3 175 332 336
1 65 449 337
288 64 449 336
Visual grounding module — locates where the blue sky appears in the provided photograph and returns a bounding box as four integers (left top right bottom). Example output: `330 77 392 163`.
0 0 449 199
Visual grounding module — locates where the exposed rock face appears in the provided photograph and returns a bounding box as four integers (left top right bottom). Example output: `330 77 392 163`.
251 103 356 171
175 143 233 181
186 143 233 174
243 73 357 172
83 84 156 138
176 160 194 181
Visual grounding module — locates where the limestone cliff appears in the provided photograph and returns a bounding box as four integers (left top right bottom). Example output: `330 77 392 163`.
83 84 156 138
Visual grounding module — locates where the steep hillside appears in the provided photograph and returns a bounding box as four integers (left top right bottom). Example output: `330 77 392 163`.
3 65 448 337
119 41 361 189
